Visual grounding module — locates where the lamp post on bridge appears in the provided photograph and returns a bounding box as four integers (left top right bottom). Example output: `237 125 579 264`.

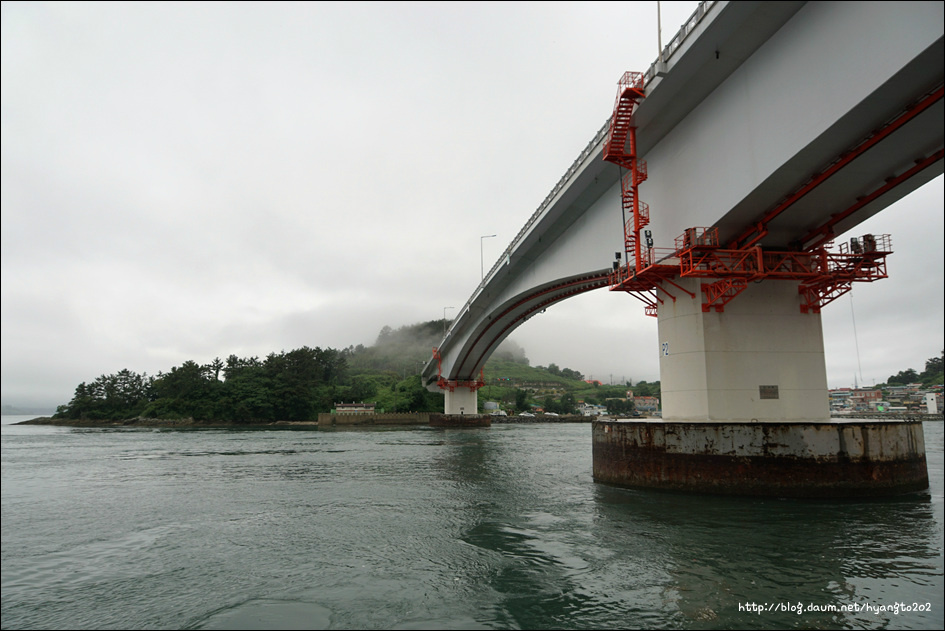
481 234 496 281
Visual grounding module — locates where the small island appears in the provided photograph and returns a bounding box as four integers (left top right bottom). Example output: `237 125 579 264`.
22 320 658 428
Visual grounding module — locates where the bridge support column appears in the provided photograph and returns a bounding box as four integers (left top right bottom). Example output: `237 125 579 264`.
658 277 829 422
444 388 478 415
592 277 928 496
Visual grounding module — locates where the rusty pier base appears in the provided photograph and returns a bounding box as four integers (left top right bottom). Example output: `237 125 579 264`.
429 414 492 428
592 419 929 497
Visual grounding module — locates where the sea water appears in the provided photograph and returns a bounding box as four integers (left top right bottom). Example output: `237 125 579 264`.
1 416 942 629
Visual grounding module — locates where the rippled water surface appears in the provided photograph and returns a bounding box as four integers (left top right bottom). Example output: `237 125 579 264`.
2 418 942 629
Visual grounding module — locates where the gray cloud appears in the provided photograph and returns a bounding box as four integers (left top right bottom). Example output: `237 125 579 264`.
2 2 941 408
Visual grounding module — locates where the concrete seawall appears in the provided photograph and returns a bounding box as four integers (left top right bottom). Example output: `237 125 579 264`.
592 419 929 497
429 414 492 428
317 412 430 427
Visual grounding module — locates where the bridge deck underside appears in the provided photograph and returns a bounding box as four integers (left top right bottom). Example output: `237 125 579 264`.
439 272 611 385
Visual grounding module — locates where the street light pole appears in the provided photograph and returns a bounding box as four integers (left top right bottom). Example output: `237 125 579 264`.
481 234 496 280
658 1 663 63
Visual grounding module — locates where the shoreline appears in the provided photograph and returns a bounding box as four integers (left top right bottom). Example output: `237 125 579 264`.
16 414 595 428
16 416 322 428
18 413 938 429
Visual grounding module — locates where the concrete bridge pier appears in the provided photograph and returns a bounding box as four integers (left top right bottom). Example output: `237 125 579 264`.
430 387 491 427
444 387 478 416
658 278 829 423
592 277 929 497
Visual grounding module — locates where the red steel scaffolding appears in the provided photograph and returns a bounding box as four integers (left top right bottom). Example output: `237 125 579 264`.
431 347 484 394
602 71 894 316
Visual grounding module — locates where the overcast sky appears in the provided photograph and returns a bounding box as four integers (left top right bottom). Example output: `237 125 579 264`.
2 2 942 409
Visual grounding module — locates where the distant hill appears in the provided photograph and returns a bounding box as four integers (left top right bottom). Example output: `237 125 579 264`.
345 320 449 376
345 320 660 410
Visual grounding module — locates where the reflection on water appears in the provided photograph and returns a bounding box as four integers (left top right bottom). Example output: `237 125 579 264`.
1 419 942 630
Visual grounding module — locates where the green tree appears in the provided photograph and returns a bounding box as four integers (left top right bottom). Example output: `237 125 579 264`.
560 367 584 381
220 364 272 422
606 398 635 415
56 369 153 420
514 388 529 413
147 360 219 420
559 393 576 414
209 357 224 381
920 352 943 384
887 368 919 385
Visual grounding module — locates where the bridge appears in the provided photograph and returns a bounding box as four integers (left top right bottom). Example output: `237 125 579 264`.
422 0 944 421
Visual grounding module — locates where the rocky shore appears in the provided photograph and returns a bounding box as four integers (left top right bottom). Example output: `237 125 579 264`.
16 416 321 428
